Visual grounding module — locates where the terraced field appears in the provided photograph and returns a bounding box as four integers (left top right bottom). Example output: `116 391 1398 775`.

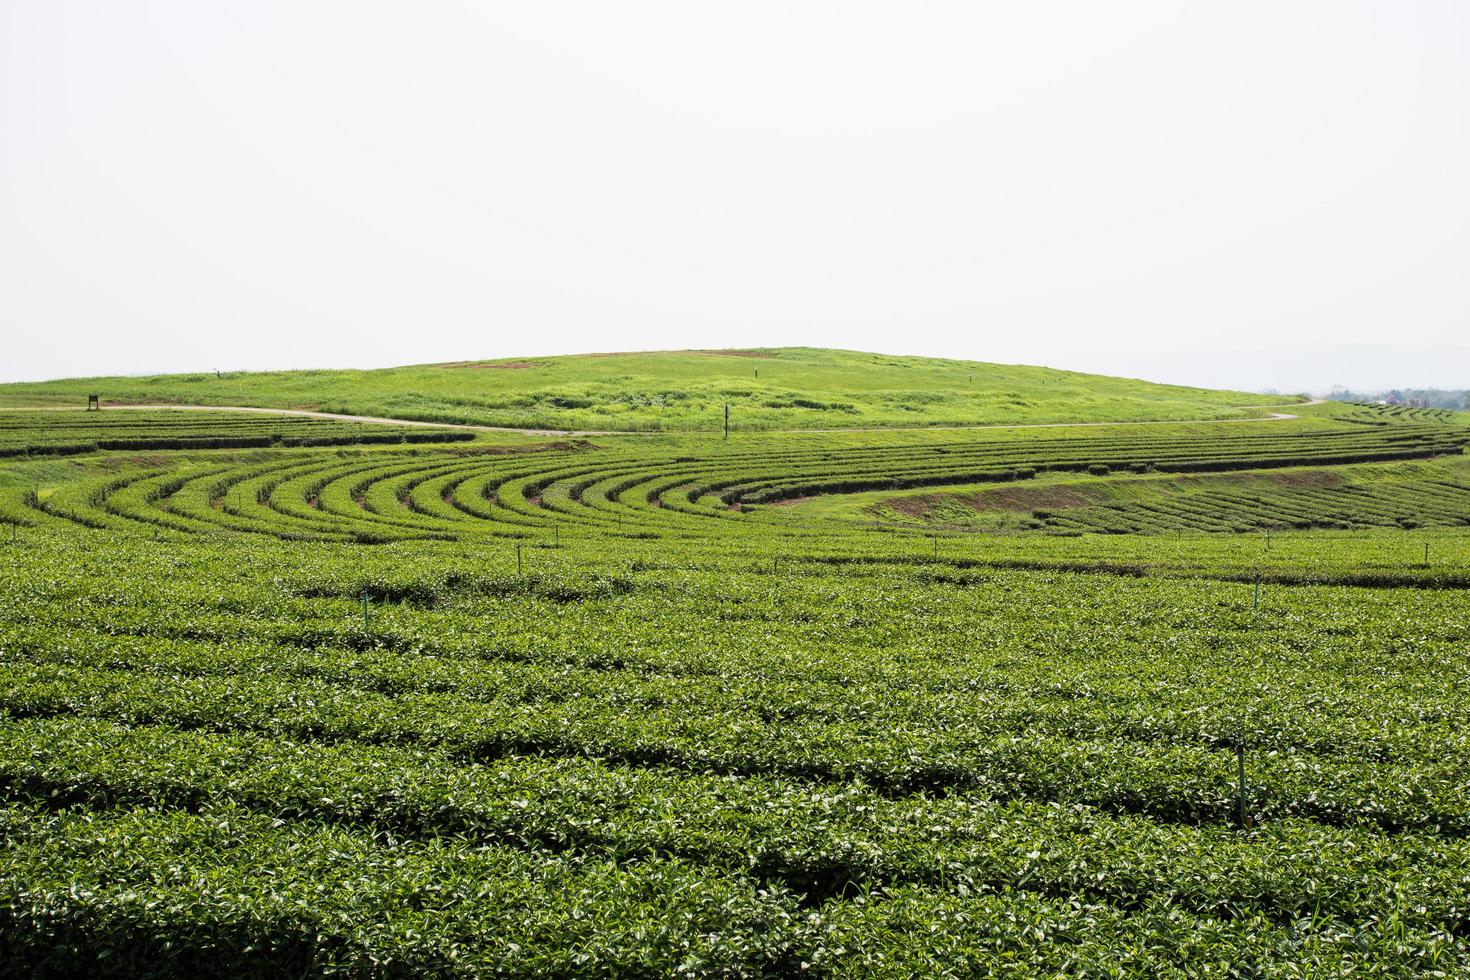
0 410 474 457
2 397 1470 976
2 403 1464 547
875 464 1470 536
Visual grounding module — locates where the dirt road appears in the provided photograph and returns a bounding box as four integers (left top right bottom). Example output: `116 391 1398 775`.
5 399 1324 438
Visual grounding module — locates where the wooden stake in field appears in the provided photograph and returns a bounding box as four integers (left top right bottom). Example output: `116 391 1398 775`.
1236 743 1249 828
724 404 730 440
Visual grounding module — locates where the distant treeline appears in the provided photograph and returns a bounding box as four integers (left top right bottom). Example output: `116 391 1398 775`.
1327 388 1470 411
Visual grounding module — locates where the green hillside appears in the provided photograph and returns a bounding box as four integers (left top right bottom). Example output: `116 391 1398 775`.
4 385 1470 973
0 347 1296 431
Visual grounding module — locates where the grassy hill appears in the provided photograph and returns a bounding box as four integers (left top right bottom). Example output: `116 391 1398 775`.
5 371 1470 973
0 347 1296 431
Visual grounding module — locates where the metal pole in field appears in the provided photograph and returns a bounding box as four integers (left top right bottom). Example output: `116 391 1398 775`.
1253 573 1260 611
516 543 523 576
1425 541 1430 565
724 404 729 440
1236 743 1248 828
362 592 370 631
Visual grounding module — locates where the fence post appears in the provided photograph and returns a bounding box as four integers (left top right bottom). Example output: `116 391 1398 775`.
1236 743 1248 828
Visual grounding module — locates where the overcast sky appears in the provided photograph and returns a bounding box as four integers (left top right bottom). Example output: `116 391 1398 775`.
3 2 1467 391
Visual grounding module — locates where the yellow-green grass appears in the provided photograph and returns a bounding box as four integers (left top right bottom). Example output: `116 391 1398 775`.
0 347 1297 431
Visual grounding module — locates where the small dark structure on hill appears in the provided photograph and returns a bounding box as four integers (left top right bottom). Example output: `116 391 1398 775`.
86 394 99 411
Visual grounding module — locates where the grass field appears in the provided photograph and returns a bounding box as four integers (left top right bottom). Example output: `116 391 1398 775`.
2 366 1469 976
0 347 1298 431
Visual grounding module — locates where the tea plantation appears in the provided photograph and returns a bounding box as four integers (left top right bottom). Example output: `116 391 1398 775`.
0 410 475 457
2 394 1469 976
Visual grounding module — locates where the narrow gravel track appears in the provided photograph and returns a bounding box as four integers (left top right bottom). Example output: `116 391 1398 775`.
3 399 1322 437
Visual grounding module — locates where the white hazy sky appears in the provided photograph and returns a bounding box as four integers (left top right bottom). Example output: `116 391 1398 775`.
3 1 1467 390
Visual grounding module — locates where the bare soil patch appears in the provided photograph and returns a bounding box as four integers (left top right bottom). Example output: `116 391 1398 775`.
768 495 813 507
695 349 778 359
1267 469 1345 488
98 454 170 471
881 484 1104 518
963 485 1102 512
443 361 541 370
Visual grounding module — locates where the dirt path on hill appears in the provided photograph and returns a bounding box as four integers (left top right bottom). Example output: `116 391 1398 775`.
0 403 624 436
5 399 1326 437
